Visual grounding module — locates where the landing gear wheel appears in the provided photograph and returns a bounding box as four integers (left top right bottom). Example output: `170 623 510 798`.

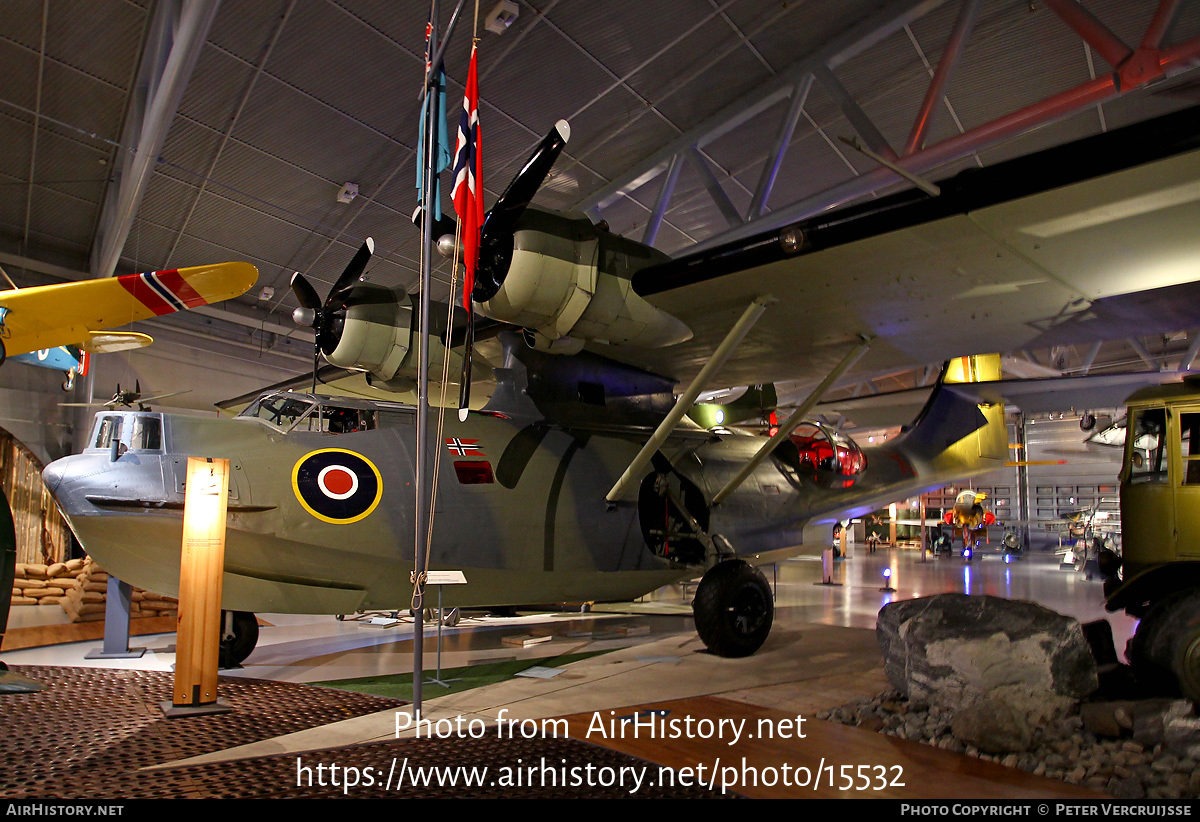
218 610 259 668
693 560 773 658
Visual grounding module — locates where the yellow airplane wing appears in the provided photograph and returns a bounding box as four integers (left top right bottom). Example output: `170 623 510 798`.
0 261 257 360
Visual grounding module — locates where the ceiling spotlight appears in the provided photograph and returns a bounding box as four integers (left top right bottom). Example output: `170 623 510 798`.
337 182 359 204
485 0 518 34
258 286 274 301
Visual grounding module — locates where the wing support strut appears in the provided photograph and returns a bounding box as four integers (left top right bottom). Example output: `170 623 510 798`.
605 294 777 503
712 335 873 506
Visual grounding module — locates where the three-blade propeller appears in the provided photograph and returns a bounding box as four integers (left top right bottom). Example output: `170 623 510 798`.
285 121 570 404
290 238 375 391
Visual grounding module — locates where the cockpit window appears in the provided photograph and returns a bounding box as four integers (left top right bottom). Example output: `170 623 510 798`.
237 393 379 434
92 415 123 449
239 393 318 432
130 415 162 451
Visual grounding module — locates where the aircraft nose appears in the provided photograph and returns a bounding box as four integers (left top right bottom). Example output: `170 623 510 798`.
42 459 65 494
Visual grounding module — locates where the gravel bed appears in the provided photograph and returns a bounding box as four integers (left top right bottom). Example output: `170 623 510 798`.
818 691 1200 800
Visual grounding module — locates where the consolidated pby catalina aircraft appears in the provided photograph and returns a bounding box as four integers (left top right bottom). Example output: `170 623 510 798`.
41 106 1200 665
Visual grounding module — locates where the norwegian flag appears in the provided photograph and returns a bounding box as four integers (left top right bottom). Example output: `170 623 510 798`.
445 437 485 457
451 44 483 310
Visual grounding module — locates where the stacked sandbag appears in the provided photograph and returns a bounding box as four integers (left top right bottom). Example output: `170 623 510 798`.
59 557 109 622
55 558 179 623
10 558 85 607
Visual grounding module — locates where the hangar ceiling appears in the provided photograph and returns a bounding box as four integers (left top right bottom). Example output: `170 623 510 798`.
2 0 1200 409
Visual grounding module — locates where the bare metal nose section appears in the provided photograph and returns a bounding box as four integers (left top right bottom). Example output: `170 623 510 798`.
43 452 169 513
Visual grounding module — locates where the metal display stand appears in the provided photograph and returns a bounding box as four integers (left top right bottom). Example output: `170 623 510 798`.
424 570 467 688
85 577 146 659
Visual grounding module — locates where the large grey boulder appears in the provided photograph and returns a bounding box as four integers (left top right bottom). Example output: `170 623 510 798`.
877 594 1098 726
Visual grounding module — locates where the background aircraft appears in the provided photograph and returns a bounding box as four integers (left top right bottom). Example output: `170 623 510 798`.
0 262 257 365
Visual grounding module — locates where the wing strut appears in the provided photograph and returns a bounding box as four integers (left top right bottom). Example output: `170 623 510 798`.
605 294 777 504
712 335 873 506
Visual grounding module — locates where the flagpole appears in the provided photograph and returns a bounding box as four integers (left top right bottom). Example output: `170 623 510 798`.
415 0 470 722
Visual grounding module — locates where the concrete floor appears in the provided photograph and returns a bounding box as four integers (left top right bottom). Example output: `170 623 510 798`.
5 544 1129 682
3 544 1128 798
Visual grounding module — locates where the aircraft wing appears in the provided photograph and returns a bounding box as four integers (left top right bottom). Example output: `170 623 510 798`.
0 261 257 360
617 106 1200 389
810 371 1184 430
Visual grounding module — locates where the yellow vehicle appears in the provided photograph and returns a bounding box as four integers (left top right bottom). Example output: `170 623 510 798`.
1102 375 1200 701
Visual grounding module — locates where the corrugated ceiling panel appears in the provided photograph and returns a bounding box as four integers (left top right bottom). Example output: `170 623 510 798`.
620 16 740 116
651 220 696 256
368 153 421 217
547 0 718 80
159 116 226 182
157 231 283 280
207 139 345 231
331 0 427 55
756 128 861 213
834 26 929 143
482 25 619 130
178 46 258 133
0 32 41 112
117 219 178 272
0 175 27 235
267 0 416 138
29 186 95 248
0 111 33 181
943 5 1093 134
137 174 200 242
30 126 108 204
650 45 775 129
1169 0 1200 41
25 225 88 259
703 96 791 178
233 76 399 183
570 90 680 180
38 59 127 140
595 191 654 241
538 157 607 213
797 72 843 130
209 0 291 65
46 0 144 89
742 0 894 74
176 189 315 265
0 0 45 50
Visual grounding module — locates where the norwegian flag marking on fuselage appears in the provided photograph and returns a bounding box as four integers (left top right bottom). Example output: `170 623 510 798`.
445 437 484 456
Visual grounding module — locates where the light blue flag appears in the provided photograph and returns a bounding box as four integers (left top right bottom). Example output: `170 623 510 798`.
417 68 452 218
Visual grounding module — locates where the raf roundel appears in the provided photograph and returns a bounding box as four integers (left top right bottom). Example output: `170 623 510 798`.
292 449 382 524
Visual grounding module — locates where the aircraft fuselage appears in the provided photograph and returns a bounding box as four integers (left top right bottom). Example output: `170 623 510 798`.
42 384 1004 616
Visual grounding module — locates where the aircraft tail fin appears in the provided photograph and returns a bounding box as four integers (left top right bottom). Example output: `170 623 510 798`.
902 353 1008 473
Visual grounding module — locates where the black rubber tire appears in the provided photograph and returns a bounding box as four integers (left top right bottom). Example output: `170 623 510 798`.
693 560 774 658
218 610 259 668
1167 591 1200 703
1129 590 1194 695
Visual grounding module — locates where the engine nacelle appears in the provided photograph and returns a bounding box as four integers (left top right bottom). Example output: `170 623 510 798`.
474 211 691 352
324 285 461 392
